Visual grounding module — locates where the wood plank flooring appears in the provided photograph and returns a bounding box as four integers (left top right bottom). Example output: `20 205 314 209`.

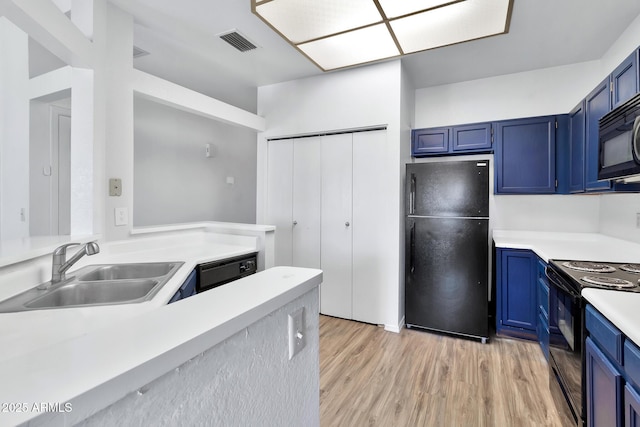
319 315 564 427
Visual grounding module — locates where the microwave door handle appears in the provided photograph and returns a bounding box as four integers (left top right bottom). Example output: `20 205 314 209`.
633 116 640 161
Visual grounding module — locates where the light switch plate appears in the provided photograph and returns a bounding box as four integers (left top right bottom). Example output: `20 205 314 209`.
109 178 122 196
288 307 306 360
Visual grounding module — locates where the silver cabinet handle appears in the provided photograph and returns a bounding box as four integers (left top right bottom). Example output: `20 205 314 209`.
293 220 298 226
345 221 350 227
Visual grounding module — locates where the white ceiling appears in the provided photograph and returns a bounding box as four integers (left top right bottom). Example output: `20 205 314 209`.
110 0 640 113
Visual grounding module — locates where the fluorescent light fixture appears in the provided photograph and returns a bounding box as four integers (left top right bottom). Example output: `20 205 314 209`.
252 0 512 71
255 0 382 44
377 0 463 19
298 24 400 71
391 0 511 53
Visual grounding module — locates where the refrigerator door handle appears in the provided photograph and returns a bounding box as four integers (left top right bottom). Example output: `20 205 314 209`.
409 222 416 274
410 173 416 215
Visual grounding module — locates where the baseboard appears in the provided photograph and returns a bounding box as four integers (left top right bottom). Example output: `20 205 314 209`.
384 316 405 333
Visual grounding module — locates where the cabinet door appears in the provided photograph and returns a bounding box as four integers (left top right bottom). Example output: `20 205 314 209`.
452 122 492 152
292 138 321 269
411 127 449 155
497 249 536 332
320 134 353 319
352 130 387 324
569 101 586 193
586 337 623 427
585 79 612 192
266 140 294 266
495 116 556 194
611 51 639 109
625 384 640 427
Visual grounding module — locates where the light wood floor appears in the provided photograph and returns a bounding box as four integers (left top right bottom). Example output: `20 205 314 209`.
319 315 565 427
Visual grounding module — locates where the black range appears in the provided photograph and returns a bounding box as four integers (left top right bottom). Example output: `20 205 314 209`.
545 259 640 427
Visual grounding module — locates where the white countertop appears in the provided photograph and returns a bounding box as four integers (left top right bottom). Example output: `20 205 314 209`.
0 227 321 426
0 232 258 363
0 266 322 426
493 230 640 263
493 229 640 346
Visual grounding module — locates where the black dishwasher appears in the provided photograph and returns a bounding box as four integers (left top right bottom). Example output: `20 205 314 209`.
196 253 258 293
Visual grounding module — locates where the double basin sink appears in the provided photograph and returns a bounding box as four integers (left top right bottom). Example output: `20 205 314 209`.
0 262 183 313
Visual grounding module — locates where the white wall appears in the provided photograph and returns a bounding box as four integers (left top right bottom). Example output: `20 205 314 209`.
414 60 602 129
103 3 134 241
133 97 257 226
0 18 30 241
257 60 403 330
77 290 320 427
398 64 415 325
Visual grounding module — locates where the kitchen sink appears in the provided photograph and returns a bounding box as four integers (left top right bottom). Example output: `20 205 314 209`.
25 279 159 308
0 262 183 313
78 262 180 281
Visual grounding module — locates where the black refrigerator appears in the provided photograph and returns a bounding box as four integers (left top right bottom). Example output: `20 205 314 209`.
405 160 489 342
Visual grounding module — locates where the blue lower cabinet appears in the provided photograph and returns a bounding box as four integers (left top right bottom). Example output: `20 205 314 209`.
496 248 537 339
586 336 623 427
168 270 197 304
538 312 549 361
625 384 640 427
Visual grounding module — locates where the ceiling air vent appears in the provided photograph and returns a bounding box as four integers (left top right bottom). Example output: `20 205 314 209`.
218 30 258 52
133 46 150 59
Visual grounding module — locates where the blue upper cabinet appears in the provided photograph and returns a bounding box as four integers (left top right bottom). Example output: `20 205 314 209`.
569 101 586 193
611 50 639 109
451 122 492 152
411 127 449 155
585 78 612 192
495 116 557 194
411 122 492 157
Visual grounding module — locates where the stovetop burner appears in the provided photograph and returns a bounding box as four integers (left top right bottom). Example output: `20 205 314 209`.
562 261 616 273
620 264 640 274
549 259 640 293
581 275 636 289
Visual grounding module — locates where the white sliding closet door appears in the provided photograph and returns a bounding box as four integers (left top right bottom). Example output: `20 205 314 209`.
292 137 321 268
352 130 388 324
266 139 294 266
320 133 353 319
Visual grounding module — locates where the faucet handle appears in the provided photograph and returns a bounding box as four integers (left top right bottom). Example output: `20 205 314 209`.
52 243 81 256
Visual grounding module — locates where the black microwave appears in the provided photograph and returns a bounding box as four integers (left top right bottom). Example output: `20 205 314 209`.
598 92 640 180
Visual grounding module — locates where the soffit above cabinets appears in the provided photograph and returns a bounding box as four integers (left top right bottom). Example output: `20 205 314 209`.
252 0 513 71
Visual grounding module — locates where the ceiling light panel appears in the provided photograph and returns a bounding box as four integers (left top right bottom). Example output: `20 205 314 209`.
298 24 400 71
390 0 511 54
378 0 464 19
254 0 383 44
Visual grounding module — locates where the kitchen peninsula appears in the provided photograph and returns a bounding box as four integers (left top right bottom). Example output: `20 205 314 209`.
0 224 322 426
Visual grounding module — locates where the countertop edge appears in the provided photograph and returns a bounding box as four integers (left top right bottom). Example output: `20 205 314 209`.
2 267 323 426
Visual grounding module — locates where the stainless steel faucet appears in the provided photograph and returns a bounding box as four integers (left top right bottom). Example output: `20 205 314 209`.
44 242 101 287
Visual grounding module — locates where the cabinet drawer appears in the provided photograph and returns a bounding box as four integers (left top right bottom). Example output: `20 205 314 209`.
586 305 623 364
625 340 640 390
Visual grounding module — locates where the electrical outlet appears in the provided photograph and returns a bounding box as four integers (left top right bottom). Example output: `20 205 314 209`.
114 207 128 226
288 307 306 360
